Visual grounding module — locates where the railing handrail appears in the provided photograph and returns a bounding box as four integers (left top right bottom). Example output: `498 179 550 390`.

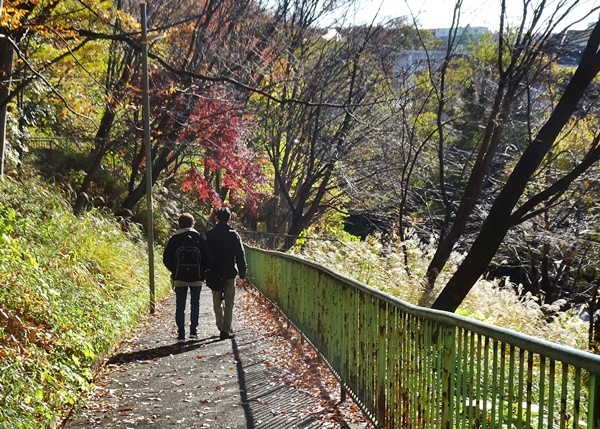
251 246 600 372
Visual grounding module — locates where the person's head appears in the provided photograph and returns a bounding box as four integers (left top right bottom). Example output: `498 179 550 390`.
178 212 195 229
215 207 231 223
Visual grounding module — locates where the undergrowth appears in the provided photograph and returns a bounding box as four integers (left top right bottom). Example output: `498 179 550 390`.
0 175 170 429
290 230 588 351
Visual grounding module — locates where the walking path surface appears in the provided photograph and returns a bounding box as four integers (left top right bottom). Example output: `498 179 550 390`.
61 284 373 429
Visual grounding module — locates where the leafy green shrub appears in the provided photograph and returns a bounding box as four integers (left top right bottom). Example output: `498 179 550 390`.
0 176 170 428
30 147 90 181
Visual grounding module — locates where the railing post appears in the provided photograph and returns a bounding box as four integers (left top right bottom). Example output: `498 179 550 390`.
592 372 600 429
441 325 455 429
377 300 388 427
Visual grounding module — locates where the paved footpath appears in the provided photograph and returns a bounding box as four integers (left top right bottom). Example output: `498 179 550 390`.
61 284 372 429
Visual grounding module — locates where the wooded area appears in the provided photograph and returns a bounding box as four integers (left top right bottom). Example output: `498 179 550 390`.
1 0 599 317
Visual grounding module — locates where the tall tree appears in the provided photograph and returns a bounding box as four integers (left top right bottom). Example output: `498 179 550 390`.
423 0 599 290
0 0 64 176
73 2 139 214
254 17 396 241
432 18 600 312
0 0 125 177
168 85 267 216
340 21 437 263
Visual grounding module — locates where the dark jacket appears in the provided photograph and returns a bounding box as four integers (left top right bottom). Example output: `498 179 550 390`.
205 223 246 280
163 228 211 281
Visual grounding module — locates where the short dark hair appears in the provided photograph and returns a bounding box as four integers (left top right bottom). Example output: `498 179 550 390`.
215 207 231 222
178 213 195 229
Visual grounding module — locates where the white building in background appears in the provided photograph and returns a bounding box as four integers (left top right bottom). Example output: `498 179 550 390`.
429 26 490 49
553 23 594 66
392 27 490 75
393 49 446 74
391 22 594 78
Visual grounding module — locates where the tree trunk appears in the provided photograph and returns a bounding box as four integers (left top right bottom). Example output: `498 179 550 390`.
120 180 147 215
540 243 552 301
73 110 116 214
73 153 102 214
119 145 176 214
425 86 514 289
529 247 541 297
0 37 14 177
590 283 599 352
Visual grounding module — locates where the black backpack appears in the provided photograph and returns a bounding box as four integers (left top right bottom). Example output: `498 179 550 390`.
174 234 202 281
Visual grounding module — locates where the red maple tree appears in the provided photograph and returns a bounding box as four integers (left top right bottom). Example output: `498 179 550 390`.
177 85 267 217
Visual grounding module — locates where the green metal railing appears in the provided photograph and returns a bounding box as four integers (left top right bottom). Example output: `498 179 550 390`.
246 246 600 429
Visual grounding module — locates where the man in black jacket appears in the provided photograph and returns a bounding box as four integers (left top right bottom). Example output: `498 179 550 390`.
163 213 211 342
205 207 246 340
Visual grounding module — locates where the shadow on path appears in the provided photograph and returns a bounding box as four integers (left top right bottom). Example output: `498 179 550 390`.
106 336 221 365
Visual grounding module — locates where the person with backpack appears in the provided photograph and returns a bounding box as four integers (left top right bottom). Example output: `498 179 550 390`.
205 207 246 340
163 213 211 343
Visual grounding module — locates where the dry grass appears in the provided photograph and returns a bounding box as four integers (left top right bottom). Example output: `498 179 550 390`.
289 230 588 351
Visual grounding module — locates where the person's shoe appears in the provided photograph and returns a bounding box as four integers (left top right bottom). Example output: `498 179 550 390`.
219 331 234 340
189 333 198 340
177 337 186 343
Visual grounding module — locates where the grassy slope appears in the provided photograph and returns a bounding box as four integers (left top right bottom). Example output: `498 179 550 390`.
0 175 170 429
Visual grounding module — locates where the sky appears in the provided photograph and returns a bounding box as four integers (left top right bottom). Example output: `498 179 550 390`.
349 0 598 30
